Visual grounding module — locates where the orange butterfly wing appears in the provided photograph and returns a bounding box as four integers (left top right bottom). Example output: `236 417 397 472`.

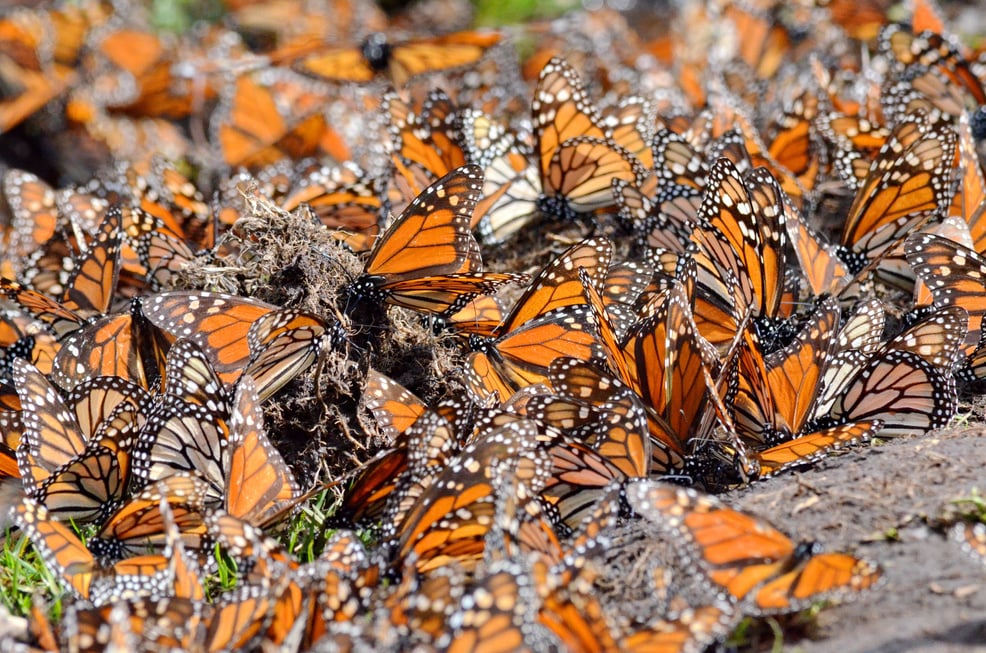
840 111 956 268
226 376 300 526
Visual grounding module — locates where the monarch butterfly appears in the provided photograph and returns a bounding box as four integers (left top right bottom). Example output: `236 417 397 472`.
443 294 510 339
465 238 612 393
131 399 227 507
488 461 567 564
289 29 503 88
2 170 58 274
0 15 74 133
880 305 967 370
226 0 386 51
31 402 136 523
650 128 712 192
804 299 963 432
202 510 291 579
537 430 629 532
141 290 329 398
716 0 791 80
817 111 891 187
750 423 880 478
948 115 986 252
905 233 986 378
883 64 973 127
880 24 986 110
211 71 339 169
784 198 853 298
601 96 657 169
302 529 381 641
764 91 822 196
814 346 957 439
348 165 526 319
493 237 614 340
444 560 542 653
331 371 430 526
384 90 469 208
583 275 716 474
384 563 467 639
475 402 630 533
596 261 665 341
85 472 210 562
11 194 108 300
197 577 286 651
462 350 518 405
612 129 718 253
620 605 737 653
211 578 287 651
60 597 202 652
837 110 956 273
12 359 150 521
217 528 323 646
394 419 548 573
377 408 465 542
689 160 789 347
279 163 387 252
0 208 161 388
13 495 187 603
202 513 319 650
119 176 212 292
0 383 20 479
245 308 331 400
225 375 301 526
124 161 213 248
49 297 170 391
535 357 652 478
532 57 647 220
627 481 883 614
724 301 885 477
83 26 209 119
835 299 887 356
0 309 59 380
364 367 466 443
709 99 815 211
0 205 123 338
54 183 113 240
793 113 956 297
135 363 300 527
727 298 837 445
818 0 887 40
459 109 542 243
119 205 200 292
528 487 622 649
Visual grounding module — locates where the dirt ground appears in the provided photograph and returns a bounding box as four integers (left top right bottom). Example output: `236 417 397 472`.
727 421 986 652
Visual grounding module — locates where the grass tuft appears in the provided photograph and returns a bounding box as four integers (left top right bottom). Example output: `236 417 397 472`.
0 529 63 618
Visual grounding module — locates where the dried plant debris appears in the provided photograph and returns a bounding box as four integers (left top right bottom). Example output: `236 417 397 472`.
1 0 985 650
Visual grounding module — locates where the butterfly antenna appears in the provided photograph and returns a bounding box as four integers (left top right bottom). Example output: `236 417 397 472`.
311 243 358 285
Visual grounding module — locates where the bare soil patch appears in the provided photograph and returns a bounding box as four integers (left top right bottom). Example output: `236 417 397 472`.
730 425 986 652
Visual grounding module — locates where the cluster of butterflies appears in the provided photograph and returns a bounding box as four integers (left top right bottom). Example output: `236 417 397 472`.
3 0 986 649
0 0 526 177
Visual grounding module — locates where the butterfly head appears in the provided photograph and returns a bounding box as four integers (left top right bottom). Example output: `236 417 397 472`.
361 33 393 73
972 105 986 141
792 540 824 563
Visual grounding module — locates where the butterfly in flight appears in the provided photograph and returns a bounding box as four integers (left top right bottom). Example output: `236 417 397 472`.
289 30 502 88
